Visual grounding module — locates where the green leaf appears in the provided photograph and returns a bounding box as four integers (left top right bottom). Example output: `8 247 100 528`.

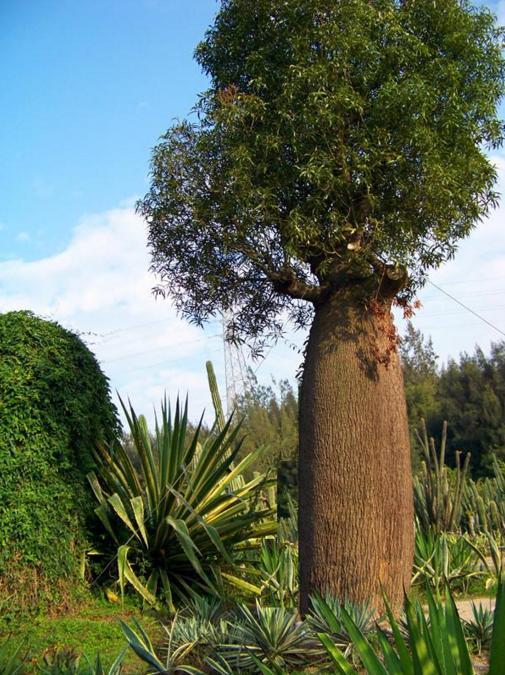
131 495 149 548
318 633 357 674
489 577 505 675
377 629 405 675
117 545 159 607
120 619 167 672
382 595 413 675
108 493 137 538
339 606 389 674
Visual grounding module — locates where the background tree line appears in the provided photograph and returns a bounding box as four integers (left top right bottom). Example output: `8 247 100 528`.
401 323 505 477
236 326 505 483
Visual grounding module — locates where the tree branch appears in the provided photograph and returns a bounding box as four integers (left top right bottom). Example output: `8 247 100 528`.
267 269 328 303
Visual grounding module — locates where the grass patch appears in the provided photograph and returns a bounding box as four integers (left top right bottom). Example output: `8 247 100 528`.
1 596 162 674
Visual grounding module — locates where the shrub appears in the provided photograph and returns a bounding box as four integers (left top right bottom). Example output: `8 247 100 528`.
0 310 120 613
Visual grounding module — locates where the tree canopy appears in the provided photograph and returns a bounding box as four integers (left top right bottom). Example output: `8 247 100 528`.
140 0 504 346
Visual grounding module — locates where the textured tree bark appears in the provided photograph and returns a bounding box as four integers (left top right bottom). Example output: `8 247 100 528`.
298 287 413 615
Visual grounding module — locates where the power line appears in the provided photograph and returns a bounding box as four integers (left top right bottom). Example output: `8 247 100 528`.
99 317 178 339
100 333 221 364
111 347 223 374
427 279 505 340
425 288 505 300
416 305 505 319
428 274 505 287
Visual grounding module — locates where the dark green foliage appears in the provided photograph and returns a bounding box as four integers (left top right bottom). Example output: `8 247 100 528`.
463 603 495 654
317 584 498 674
236 374 298 473
402 331 505 478
400 321 439 466
0 311 120 608
308 593 374 663
140 0 504 346
276 460 298 520
433 343 505 477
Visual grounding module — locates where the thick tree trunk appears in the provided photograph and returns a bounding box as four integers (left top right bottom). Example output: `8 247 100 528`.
298 288 413 615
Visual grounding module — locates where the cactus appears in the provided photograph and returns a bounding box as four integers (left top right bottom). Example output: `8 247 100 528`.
414 421 505 537
206 360 226 431
413 420 471 533
462 457 505 535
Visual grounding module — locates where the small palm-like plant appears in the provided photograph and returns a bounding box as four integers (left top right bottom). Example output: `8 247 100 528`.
255 539 298 607
120 618 204 674
38 649 125 675
88 397 276 608
465 529 504 588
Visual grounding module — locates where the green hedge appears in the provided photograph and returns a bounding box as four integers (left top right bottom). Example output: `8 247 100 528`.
0 311 120 611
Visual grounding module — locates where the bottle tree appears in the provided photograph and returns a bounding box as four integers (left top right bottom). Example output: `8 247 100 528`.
139 0 504 611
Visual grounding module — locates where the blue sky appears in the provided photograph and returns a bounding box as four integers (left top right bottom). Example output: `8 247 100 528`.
0 0 215 259
1 0 505 421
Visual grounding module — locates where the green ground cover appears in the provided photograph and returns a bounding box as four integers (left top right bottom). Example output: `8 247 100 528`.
0 597 161 674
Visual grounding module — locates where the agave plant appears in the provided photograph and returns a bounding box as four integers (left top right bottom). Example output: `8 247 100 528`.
179 593 224 622
121 610 231 674
463 602 495 654
412 529 482 594
318 579 505 674
88 396 276 608
38 648 82 675
216 602 311 672
307 593 375 660
465 529 504 589
254 538 298 607
38 648 125 675
120 618 204 674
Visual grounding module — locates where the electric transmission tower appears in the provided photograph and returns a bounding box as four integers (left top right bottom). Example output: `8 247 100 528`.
222 312 248 415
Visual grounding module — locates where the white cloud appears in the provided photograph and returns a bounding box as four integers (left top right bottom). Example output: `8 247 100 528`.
0 206 223 424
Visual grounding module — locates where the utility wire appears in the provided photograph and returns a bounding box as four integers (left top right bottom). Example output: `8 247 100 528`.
112 347 223 374
427 279 505 340
100 333 221 364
